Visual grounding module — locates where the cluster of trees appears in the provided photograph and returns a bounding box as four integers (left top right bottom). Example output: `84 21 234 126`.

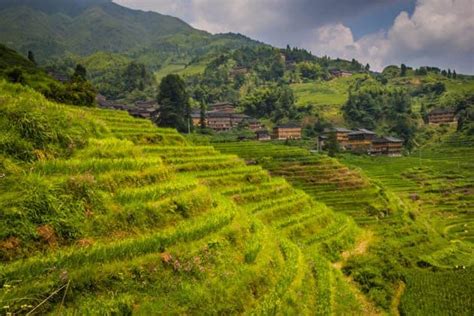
156 74 191 133
43 64 96 107
240 85 300 123
343 78 417 148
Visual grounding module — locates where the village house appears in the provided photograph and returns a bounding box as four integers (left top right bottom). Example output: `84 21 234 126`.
346 128 376 152
191 111 202 127
209 102 236 114
428 108 457 125
330 69 352 78
205 113 255 131
256 130 271 141
323 127 352 147
229 67 249 77
191 103 263 132
245 118 265 131
96 94 131 111
273 124 302 140
370 136 404 157
127 100 160 119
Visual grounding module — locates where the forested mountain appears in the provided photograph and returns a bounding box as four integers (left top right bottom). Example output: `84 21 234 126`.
0 0 260 63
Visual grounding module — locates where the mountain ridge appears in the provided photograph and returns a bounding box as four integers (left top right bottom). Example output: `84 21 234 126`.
0 0 259 63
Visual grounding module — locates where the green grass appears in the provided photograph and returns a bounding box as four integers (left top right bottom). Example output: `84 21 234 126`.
400 268 474 316
291 75 364 122
214 138 473 313
0 80 362 314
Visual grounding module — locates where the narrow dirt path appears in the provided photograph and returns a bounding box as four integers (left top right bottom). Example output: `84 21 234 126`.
390 281 406 316
332 231 382 316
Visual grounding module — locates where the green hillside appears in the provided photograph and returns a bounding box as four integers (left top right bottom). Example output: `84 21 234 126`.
0 80 367 314
0 0 259 64
214 139 474 314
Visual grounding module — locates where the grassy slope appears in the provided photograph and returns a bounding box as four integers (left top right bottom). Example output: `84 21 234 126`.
0 81 362 315
291 73 474 124
0 43 58 92
341 132 474 315
215 138 474 315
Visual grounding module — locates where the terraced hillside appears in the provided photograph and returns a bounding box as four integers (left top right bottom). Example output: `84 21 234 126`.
341 138 474 315
214 141 400 226
214 140 474 315
343 139 474 246
0 82 365 314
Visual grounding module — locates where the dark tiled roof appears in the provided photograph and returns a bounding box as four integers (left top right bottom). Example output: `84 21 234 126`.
324 127 352 133
348 128 376 136
275 123 301 129
429 108 455 115
373 136 403 143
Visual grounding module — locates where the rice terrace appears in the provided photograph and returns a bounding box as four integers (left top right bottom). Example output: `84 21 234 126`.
0 0 473 315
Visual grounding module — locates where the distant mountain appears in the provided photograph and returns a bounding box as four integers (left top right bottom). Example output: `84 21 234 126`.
0 0 260 64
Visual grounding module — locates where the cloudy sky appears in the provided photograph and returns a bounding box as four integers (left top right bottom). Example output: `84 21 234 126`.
113 0 474 73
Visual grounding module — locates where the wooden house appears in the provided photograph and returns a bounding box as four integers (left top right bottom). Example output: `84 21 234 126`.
323 127 352 146
209 102 236 114
330 70 352 78
428 108 456 124
191 111 202 127
256 130 271 141
245 118 265 131
230 67 249 77
128 100 160 119
347 128 376 152
205 113 250 131
273 124 302 140
370 136 403 157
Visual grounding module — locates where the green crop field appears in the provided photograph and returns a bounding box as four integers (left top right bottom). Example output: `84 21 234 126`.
291 75 363 122
214 141 399 226
214 138 474 314
0 80 367 314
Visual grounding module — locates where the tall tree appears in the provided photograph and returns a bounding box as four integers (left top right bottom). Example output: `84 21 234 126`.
156 74 190 133
27 51 36 65
400 64 407 76
327 132 340 157
73 64 87 81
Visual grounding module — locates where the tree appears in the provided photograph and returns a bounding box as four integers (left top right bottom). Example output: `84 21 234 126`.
447 69 452 78
454 92 474 133
123 62 150 92
199 102 206 129
400 64 407 76
365 63 370 72
156 74 190 133
326 132 340 157
73 64 87 81
453 70 457 79
27 51 36 65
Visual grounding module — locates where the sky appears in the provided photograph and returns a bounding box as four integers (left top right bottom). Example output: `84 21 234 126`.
113 0 474 73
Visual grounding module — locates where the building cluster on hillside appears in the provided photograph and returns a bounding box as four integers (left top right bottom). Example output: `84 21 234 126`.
427 108 457 125
320 127 404 156
96 94 159 119
191 102 264 132
191 102 304 140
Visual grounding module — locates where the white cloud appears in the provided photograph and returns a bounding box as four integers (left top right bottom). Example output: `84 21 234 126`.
308 0 474 72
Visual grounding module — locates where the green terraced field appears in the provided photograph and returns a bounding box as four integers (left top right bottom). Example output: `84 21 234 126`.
342 141 474 245
214 139 474 314
291 75 363 122
214 141 399 226
0 81 364 315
